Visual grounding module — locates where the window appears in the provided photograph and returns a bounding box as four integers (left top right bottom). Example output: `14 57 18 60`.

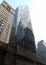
0 22 2 25
0 26 3 29
2 16 6 20
3 22 5 24
2 23 4 26
0 29 1 32
7 5 11 11
0 9 3 14
0 20 5 29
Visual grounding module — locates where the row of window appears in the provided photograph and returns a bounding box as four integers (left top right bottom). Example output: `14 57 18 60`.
0 9 9 32
0 16 6 32
0 8 8 16
3 23 10 42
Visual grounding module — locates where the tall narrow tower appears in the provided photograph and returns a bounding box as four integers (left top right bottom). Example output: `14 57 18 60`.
0 1 14 44
14 6 36 54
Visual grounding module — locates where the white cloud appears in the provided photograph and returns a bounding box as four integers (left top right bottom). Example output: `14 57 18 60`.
27 0 46 46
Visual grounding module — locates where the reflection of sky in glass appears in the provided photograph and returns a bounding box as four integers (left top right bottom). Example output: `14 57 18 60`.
13 6 34 42
15 6 33 31
13 8 18 27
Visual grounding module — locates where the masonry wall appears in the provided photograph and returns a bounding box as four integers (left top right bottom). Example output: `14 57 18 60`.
0 44 46 65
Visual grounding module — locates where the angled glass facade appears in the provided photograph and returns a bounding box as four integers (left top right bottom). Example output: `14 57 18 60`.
14 6 36 54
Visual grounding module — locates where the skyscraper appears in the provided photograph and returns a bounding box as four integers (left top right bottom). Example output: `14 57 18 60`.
36 40 46 60
14 6 36 54
0 1 14 44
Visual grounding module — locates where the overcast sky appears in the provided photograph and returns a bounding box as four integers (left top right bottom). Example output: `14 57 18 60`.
0 0 46 46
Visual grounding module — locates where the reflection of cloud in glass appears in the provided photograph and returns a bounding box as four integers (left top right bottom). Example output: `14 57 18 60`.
15 6 35 42
28 0 46 46
16 6 33 32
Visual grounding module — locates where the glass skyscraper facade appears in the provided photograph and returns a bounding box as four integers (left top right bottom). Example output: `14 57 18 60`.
13 6 36 54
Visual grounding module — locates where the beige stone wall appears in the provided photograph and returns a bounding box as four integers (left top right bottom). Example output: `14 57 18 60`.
0 1 14 44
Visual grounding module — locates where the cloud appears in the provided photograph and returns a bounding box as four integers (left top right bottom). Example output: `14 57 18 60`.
27 0 46 46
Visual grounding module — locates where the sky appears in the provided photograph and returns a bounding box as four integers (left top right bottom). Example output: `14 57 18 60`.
0 0 46 46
